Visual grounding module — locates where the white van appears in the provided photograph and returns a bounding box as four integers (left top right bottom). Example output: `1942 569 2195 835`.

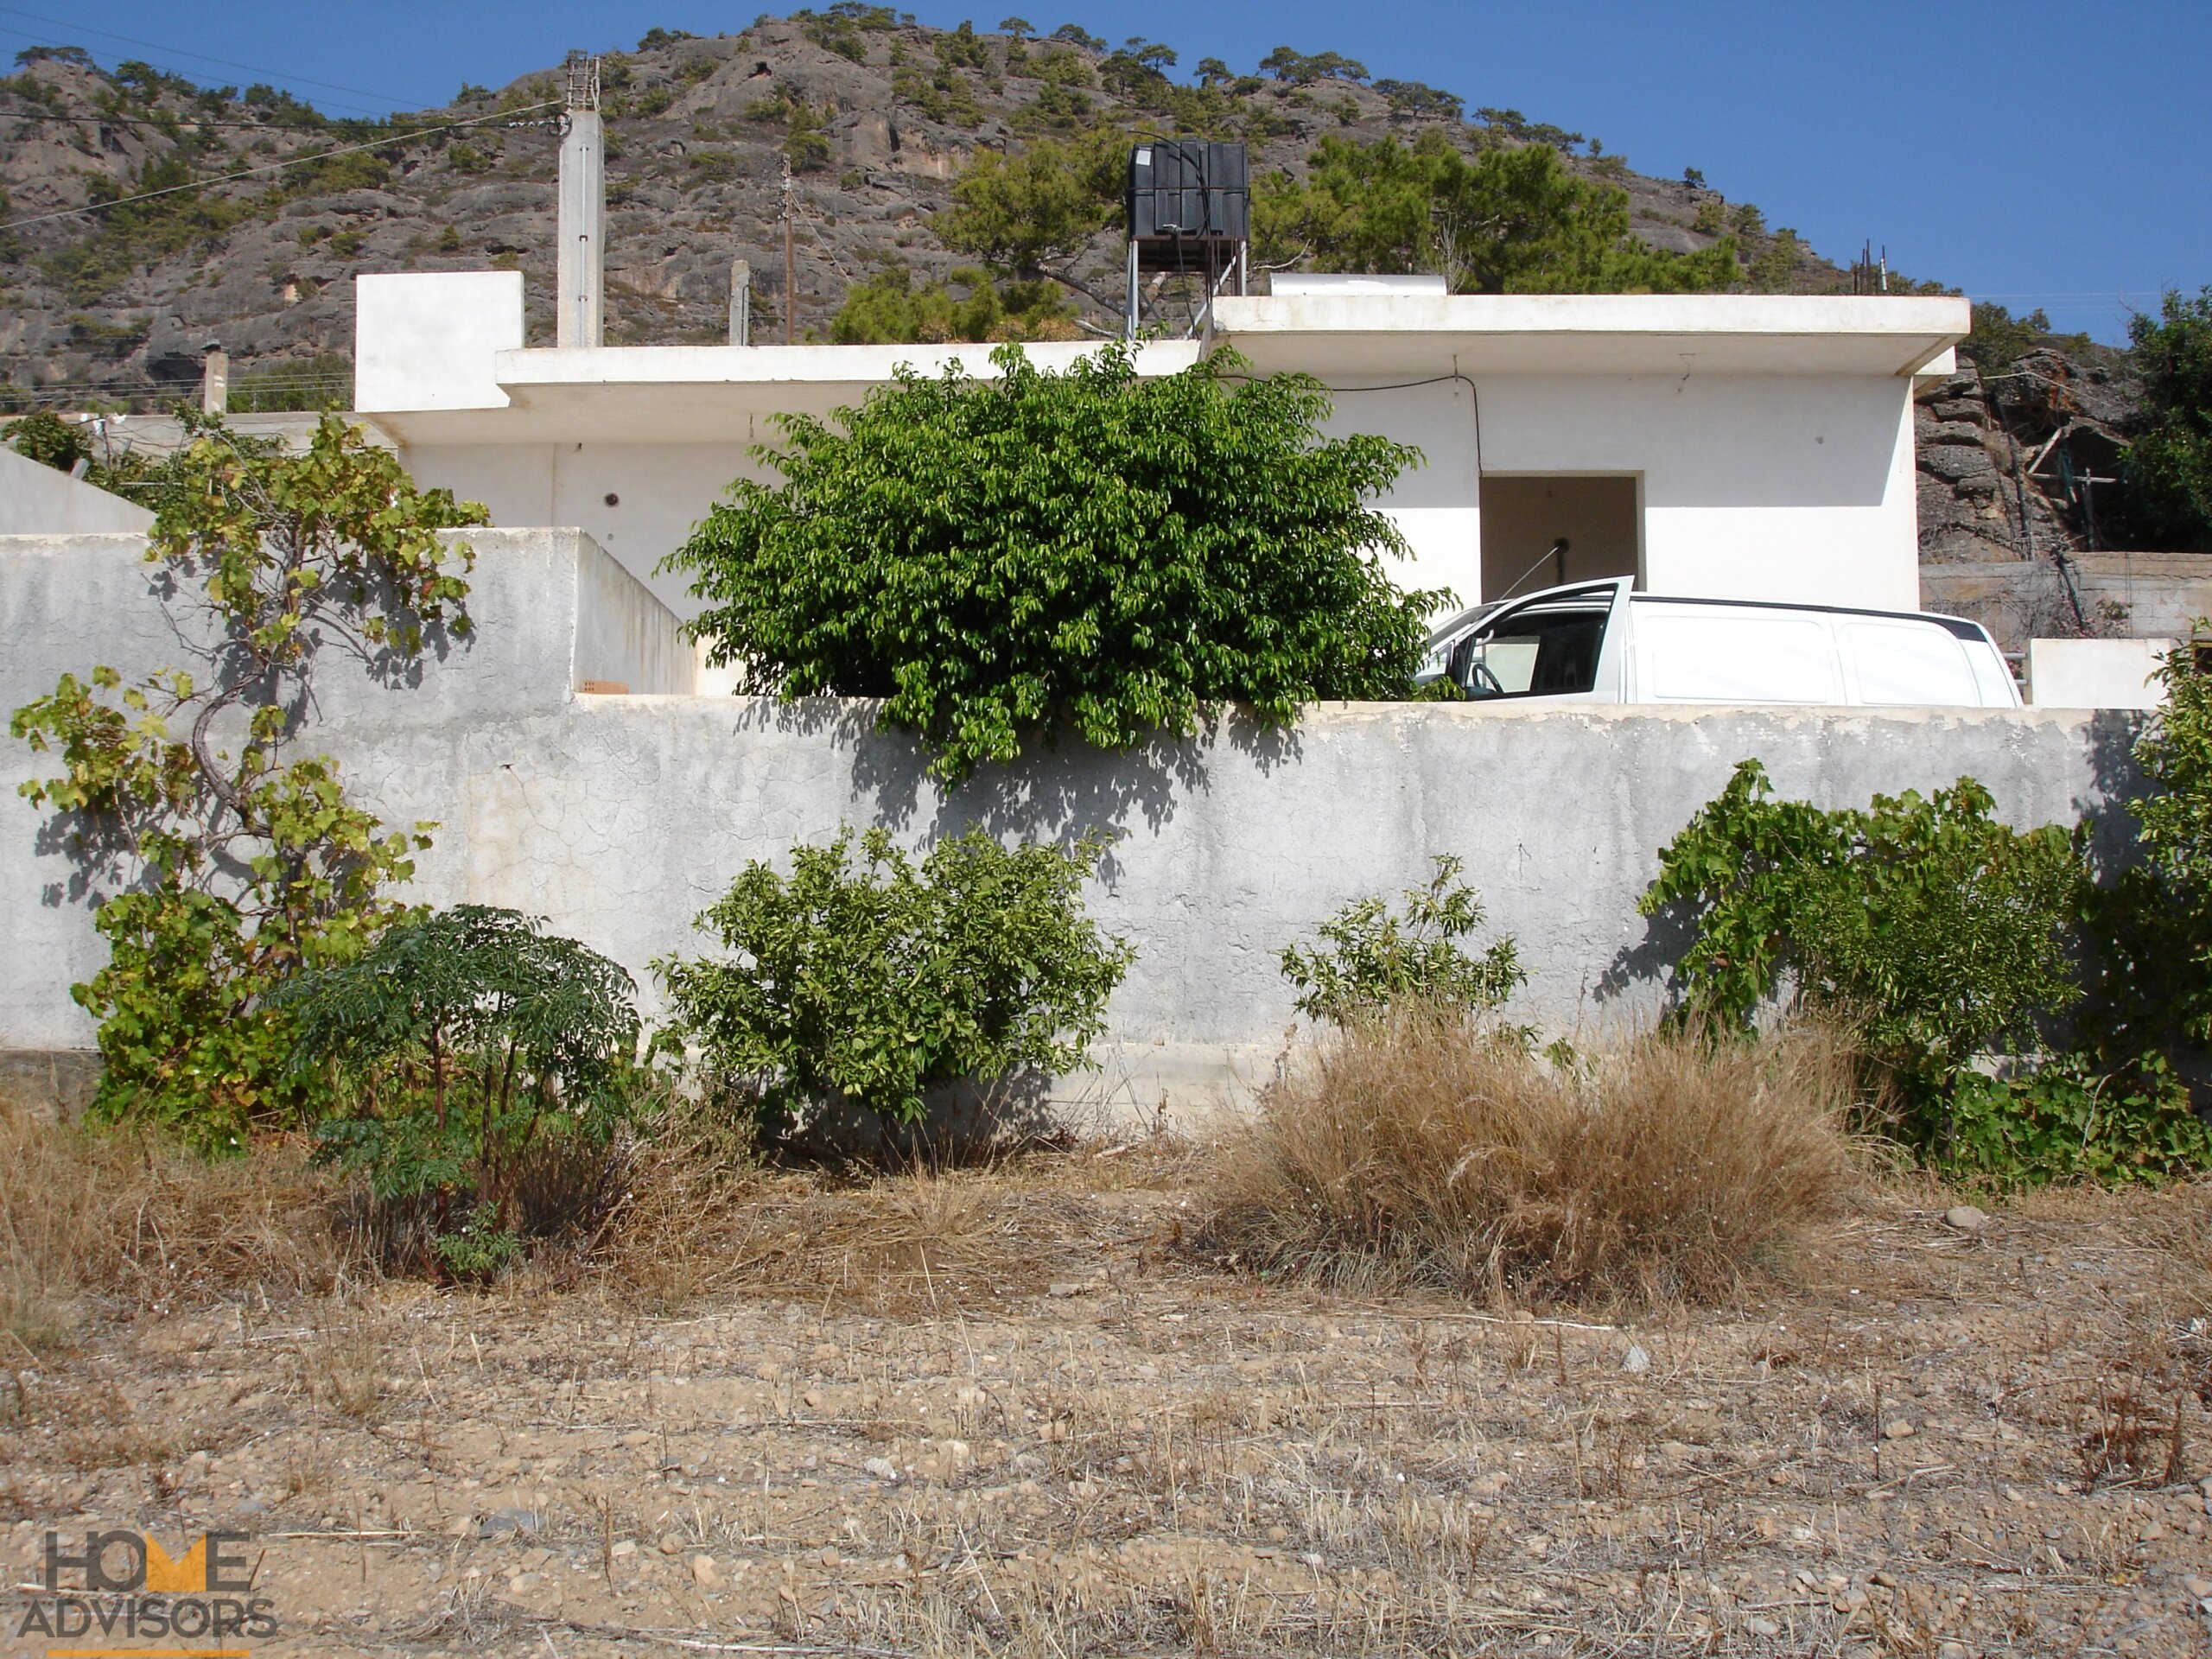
1418 578 2021 708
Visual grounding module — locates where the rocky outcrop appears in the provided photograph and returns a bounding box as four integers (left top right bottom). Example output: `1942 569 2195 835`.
1913 347 2139 569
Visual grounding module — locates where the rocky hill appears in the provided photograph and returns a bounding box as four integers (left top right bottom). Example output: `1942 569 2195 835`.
3 14 2182 601
3 16 1872 401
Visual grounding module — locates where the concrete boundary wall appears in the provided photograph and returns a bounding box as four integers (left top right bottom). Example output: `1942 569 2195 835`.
3 529 2146 1124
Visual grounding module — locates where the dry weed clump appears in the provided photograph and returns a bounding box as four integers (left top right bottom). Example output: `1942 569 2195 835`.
1204 1019 1859 1310
0 1115 351 1350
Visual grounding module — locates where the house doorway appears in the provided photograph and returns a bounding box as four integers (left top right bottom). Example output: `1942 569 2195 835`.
1478 474 1642 603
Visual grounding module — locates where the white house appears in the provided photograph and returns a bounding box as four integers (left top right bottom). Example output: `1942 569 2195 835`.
353 268 1967 646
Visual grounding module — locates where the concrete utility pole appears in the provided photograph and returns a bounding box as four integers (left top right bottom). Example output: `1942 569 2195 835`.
729 259 751 346
780 155 796 346
556 51 604 350
199 341 228 414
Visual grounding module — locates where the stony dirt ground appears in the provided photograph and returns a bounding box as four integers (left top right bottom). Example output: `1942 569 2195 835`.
5 1146 2211 1658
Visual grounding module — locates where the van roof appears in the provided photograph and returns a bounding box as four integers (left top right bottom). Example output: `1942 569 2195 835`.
1626 591 1986 641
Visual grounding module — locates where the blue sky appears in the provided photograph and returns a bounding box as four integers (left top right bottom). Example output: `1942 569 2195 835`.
7 1 2205 343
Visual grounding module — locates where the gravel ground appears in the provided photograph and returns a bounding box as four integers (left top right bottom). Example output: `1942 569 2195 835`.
5 1149 2210 1657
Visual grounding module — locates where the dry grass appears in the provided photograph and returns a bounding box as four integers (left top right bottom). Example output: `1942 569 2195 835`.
607 1128 1141 1317
1203 1018 1861 1311
2150 1179 2212 1317
0 1114 354 1353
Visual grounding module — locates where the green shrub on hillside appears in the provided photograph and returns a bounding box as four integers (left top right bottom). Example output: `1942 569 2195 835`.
2120 289 2212 550
826 264 1076 343
1255 131 1740 295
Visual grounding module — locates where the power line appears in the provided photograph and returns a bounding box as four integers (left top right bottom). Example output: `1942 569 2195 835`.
0 4 439 110
0 104 397 132
0 27 393 118
0 100 559 232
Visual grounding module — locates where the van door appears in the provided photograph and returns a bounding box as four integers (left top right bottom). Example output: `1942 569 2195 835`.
1440 579 1632 702
1624 602 1845 703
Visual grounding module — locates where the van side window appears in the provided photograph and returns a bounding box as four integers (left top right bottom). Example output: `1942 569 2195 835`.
1451 602 1609 698
1840 620 1976 705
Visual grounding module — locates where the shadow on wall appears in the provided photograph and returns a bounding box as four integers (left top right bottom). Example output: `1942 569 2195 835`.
721 696 1307 864
2079 708 2149 880
31 563 477 914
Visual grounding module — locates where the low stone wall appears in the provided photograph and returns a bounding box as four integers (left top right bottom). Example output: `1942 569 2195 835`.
3 529 2148 1125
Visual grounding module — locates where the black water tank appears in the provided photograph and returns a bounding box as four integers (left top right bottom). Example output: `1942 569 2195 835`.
1126 141 1249 242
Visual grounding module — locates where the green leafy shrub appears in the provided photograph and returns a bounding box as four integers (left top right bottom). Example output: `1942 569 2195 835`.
11 417 486 1147
71 890 302 1154
285 906 642 1274
5 410 92 472
1642 760 2081 1084
670 343 1440 783
1639 759 2124 1180
1279 855 1523 1026
2085 632 2212 1064
1943 1058 2211 1188
657 828 1133 1127
2120 289 2212 550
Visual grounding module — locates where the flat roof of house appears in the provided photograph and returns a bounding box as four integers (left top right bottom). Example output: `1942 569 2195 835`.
1210 293 1969 378
364 336 1205 444
354 275 1969 444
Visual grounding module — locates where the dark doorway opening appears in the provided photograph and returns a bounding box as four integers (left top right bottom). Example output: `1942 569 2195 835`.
1478 474 1641 602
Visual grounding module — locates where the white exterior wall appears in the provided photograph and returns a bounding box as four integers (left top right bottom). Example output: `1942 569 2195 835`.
0 448 156 535
399 441 765 623
355 270 524 410
394 369 1921 629
1316 372 1920 614
357 277 1941 625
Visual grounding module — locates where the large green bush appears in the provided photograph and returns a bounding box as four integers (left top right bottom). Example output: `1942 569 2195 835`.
668 343 1440 783
2084 632 2212 1065
1642 756 2212 1185
1642 760 2081 1083
657 828 1133 1126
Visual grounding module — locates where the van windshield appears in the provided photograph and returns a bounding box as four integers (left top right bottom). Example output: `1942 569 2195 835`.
1451 601 1610 698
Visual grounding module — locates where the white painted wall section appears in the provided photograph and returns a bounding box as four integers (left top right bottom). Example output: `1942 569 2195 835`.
0 448 155 535
355 271 524 411
2028 638 2176 709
